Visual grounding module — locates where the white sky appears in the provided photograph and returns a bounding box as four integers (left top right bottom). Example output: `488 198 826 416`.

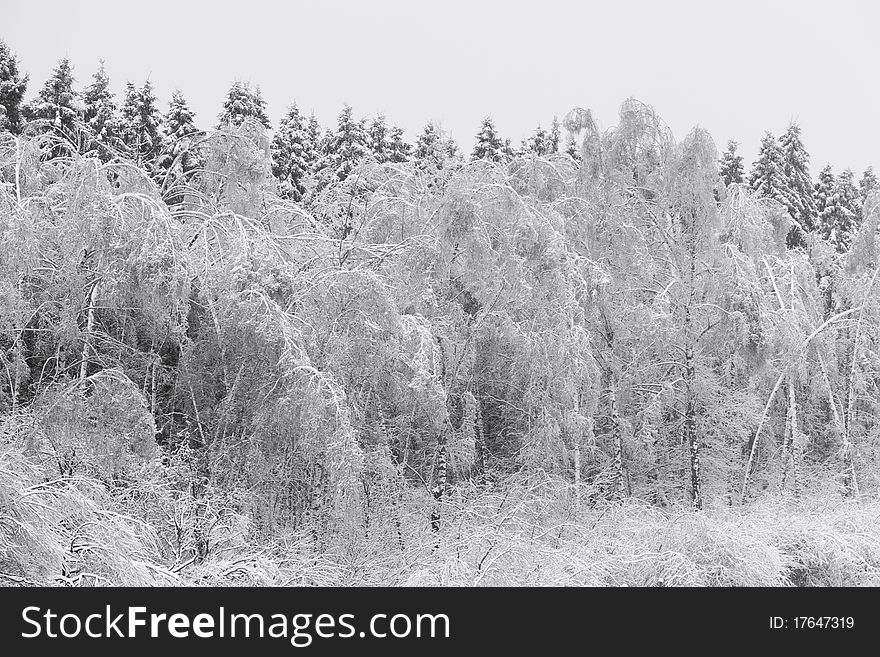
2 0 877 174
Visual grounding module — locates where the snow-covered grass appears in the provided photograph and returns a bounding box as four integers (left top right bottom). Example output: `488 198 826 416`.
2 421 879 587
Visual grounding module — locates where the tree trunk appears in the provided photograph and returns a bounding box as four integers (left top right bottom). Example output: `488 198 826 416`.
684 345 702 511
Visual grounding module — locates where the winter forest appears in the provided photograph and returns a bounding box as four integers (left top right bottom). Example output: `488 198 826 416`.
1 42 880 587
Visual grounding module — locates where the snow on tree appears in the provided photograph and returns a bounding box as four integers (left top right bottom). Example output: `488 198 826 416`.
564 133 581 164
119 80 165 173
778 122 817 244
718 139 744 186
82 61 121 160
521 124 551 156
217 81 271 129
838 168 862 231
816 164 858 252
548 116 561 154
385 124 411 163
366 114 390 162
859 166 877 204
24 57 81 135
0 40 28 134
317 104 369 182
271 102 316 201
471 116 507 163
749 131 789 207
159 89 202 182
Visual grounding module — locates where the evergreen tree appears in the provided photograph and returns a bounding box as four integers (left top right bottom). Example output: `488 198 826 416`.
859 166 877 204
815 164 857 252
160 89 202 179
385 125 411 163
319 104 369 182
414 122 445 172
548 116 561 154
749 131 788 207
521 124 550 156
718 139 744 186
82 61 120 159
366 114 390 162
25 57 80 135
0 40 28 134
119 80 164 171
778 123 817 240
217 81 271 129
271 102 314 201
471 116 506 163
838 168 861 229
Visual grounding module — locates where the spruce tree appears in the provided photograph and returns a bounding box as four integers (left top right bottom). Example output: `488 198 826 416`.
749 132 788 207
859 166 877 204
160 89 202 180
778 122 817 239
217 81 271 129
0 40 28 134
815 164 857 252
564 134 581 164
718 139 744 186
471 116 506 163
119 80 164 172
385 125 411 163
25 57 80 135
522 124 550 156
318 104 369 182
366 114 390 162
414 122 445 172
548 116 561 155
82 61 120 159
838 168 861 230
271 102 313 201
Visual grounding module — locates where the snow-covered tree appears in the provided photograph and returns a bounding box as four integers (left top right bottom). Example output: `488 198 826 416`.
749 131 788 207
82 61 121 159
815 164 857 252
119 80 164 172
718 139 744 186
838 168 861 229
471 116 506 163
159 89 202 181
413 122 446 172
385 125 410 163
0 40 28 134
217 81 270 129
271 102 317 201
365 114 390 162
318 104 369 182
859 166 877 204
564 133 581 164
778 122 817 243
24 57 80 135
548 116 561 154
521 124 552 156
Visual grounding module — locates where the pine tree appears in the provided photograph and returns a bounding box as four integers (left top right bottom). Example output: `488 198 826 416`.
413 122 446 172
471 116 506 163
160 89 202 180
778 123 817 239
859 166 877 204
815 164 857 252
271 103 314 201
521 124 550 156
119 80 164 172
385 125 411 163
82 61 120 159
366 114 390 162
25 57 80 135
718 139 744 186
548 116 561 155
838 168 861 230
749 132 788 207
0 40 28 134
318 104 369 182
217 81 271 129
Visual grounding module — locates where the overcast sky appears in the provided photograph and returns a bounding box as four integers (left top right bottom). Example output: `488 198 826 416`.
3 0 877 174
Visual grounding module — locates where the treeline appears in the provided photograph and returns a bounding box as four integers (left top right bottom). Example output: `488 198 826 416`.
1 42 880 585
